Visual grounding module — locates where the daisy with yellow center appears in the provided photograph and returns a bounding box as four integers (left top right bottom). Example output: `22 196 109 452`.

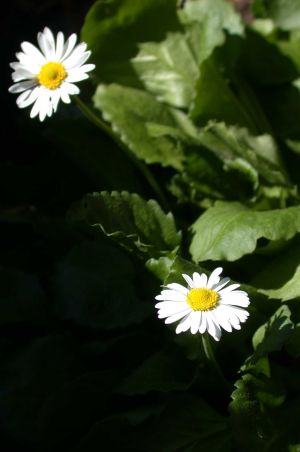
155 268 250 341
9 27 95 121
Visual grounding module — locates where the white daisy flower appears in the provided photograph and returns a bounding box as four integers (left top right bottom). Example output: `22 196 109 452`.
155 268 250 341
9 27 95 121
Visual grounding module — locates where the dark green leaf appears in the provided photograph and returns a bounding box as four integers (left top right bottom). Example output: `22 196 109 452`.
0 269 47 324
81 0 180 85
117 348 196 394
53 239 150 329
69 191 181 257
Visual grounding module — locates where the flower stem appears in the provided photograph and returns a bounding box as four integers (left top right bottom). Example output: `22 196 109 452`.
74 96 169 211
201 333 230 390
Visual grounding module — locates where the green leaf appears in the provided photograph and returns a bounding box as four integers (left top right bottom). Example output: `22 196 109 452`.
190 201 300 262
251 305 294 362
53 239 150 329
81 0 180 85
0 269 47 324
45 118 142 193
196 122 287 186
143 394 232 451
240 27 298 85
131 32 199 109
286 324 300 357
260 0 300 31
179 0 244 64
251 238 300 301
93 84 185 169
190 53 253 128
117 348 196 394
230 373 284 451
69 191 181 258
259 265 300 301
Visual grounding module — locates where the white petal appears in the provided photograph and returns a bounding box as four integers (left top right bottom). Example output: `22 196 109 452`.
190 311 201 334
30 89 50 119
62 43 87 67
12 68 35 82
55 31 65 60
21 41 45 65
78 63 95 73
220 293 250 308
166 283 189 296
50 89 61 112
207 267 223 288
164 309 192 324
207 314 222 341
15 52 41 73
211 309 232 332
182 274 195 288
199 312 207 334
65 51 91 70
63 82 80 95
220 305 249 323
66 70 89 83
16 89 32 106
38 27 55 59
199 273 208 287
60 33 77 61
192 272 202 286
213 277 230 291
218 283 240 295
9 80 36 93
155 290 186 302
155 301 188 310
176 313 193 334
60 90 71 104
17 87 40 108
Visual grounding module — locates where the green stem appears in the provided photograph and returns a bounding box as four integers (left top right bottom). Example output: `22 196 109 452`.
74 96 169 211
201 333 230 390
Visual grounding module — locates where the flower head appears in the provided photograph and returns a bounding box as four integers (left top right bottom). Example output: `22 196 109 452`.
155 268 250 341
9 27 95 121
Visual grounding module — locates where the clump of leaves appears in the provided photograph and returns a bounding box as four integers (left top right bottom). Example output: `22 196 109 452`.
2 0 300 450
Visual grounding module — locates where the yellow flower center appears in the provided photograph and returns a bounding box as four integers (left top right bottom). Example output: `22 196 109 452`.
38 62 67 89
187 288 219 311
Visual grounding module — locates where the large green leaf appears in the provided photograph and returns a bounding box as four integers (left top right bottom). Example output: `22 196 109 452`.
131 32 199 109
69 191 181 258
53 239 150 329
190 201 300 262
93 84 185 169
81 0 180 85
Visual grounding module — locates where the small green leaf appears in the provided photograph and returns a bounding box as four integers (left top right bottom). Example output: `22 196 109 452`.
190 201 300 262
69 191 181 258
131 32 199 108
93 84 185 169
